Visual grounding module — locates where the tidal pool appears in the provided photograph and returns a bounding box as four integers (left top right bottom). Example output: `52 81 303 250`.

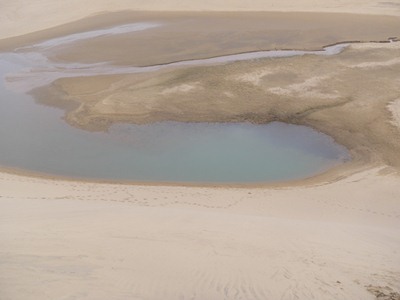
0 93 349 183
0 71 349 183
0 27 350 184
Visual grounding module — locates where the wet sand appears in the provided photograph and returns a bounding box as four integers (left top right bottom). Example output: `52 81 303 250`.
34 41 400 173
1 4 400 300
1 0 399 40
2 11 400 66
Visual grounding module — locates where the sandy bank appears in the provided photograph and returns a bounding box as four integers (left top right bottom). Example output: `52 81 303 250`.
0 0 399 40
1 167 399 300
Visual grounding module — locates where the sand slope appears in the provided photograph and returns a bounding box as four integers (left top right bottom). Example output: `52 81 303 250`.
1 168 399 300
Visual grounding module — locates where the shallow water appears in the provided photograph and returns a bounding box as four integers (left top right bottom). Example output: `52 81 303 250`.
5 22 348 92
0 56 349 183
5 42 348 92
0 24 350 183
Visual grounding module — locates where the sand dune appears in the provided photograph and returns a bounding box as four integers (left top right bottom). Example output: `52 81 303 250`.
1 1 400 300
1 168 399 300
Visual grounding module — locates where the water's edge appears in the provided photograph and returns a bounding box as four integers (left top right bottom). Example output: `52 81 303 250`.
0 22 364 185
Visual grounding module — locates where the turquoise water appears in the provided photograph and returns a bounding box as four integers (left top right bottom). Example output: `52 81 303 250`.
0 74 349 183
0 48 350 184
0 103 349 183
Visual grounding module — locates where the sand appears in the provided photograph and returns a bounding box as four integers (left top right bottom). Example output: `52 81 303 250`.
27 12 400 67
1 167 400 300
0 0 400 40
1 1 400 300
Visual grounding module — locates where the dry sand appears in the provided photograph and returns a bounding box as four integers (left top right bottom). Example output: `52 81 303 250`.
1 1 400 300
1 167 399 300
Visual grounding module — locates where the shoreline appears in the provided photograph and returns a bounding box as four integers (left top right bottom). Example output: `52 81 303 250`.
0 144 362 189
2 40 397 188
1 157 399 300
3 15 398 188
29 40 400 175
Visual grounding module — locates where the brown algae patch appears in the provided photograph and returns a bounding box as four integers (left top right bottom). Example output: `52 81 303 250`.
33 42 400 172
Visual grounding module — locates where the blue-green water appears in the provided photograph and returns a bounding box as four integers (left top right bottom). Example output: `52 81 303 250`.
0 52 350 184
0 97 349 184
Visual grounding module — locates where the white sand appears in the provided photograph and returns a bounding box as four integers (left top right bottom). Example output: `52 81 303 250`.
1 168 399 300
1 0 399 40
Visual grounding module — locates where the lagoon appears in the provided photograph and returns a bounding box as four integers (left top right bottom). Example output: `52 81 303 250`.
0 26 350 183
0 80 349 183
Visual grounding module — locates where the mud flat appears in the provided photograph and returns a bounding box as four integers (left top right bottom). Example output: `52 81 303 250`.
33 41 400 173
1 0 400 40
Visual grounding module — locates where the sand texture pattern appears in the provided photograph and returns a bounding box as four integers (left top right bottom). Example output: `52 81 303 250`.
1 168 400 300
